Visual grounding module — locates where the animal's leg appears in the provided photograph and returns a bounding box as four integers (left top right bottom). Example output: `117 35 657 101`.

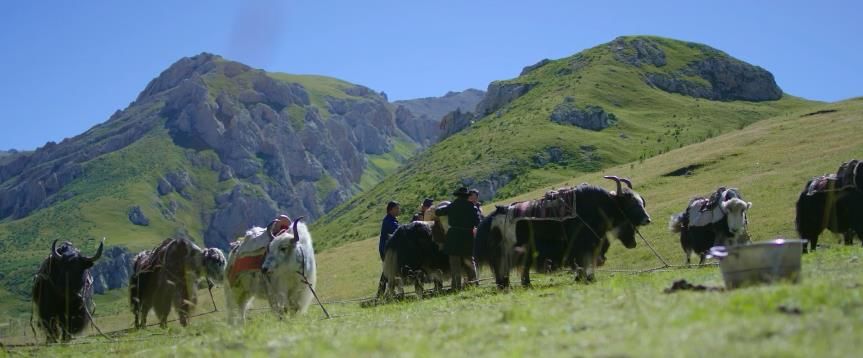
574 251 596 283
175 289 196 327
375 272 387 299
224 285 239 325
154 294 171 329
698 254 706 266
138 298 152 329
844 231 854 245
414 277 424 300
43 318 58 344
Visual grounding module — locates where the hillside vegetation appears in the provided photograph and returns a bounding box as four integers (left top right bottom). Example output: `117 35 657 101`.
312 36 816 248
0 56 422 311
9 96 863 358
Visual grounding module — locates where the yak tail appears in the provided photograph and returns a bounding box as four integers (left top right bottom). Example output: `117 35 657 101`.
669 213 686 233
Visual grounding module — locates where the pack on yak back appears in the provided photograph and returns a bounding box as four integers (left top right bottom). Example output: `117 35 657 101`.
227 215 293 282
804 159 860 196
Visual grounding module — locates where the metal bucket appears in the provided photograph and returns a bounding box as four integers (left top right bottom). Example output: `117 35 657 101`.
708 239 807 289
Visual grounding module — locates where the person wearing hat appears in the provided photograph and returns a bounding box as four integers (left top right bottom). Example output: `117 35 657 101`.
435 187 481 290
412 198 435 222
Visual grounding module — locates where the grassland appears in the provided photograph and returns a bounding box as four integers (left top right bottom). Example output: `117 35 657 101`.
5 97 861 357
311 36 816 249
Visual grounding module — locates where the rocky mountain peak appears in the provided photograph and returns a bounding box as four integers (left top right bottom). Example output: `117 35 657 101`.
136 52 229 102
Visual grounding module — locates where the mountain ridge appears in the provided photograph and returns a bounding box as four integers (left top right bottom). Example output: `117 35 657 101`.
311 35 816 247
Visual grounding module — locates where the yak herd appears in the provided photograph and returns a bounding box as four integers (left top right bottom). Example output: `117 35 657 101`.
29 160 862 342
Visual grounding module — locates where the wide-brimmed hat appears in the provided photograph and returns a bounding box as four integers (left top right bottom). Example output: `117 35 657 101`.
452 187 470 197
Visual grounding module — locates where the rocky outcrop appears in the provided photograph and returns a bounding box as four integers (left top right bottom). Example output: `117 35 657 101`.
645 56 783 101
439 109 477 140
128 206 150 226
520 58 552 76
90 246 134 294
204 184 279 250
550 102 618 131
474 82 535 116
392 89 484 146
460 172 514 202
611 37 667 67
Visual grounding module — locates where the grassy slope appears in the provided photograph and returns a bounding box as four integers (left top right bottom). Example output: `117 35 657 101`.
0 67 415 316
312 36 815 249
9 98 862 357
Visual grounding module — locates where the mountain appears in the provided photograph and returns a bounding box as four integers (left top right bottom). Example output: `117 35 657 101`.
392 89 485 146
311 35 817 247
0 53 432 298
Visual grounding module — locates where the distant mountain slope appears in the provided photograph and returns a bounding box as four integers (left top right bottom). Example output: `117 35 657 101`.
392 89 485 146
0 53 426 299
312 36 817 248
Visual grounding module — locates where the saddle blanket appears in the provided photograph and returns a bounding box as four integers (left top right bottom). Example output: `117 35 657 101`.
228 254 265 283
806 175 838 196
510 188 577 221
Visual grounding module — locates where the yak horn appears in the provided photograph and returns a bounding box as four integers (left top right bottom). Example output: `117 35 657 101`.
291 217 305 244
87 238 105 262
603 175 622 195
51 239 60 259
620 178 633 190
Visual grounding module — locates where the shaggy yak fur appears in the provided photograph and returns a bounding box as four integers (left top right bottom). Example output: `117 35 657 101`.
487 176 651 287
32 239 104 342
796 160 863 251
224 218 316 324
669 188 752 265
129 237 225 329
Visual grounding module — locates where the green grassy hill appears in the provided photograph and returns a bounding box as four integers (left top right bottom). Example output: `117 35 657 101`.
0 55 419 314
312 36 816 248
10 95 862 357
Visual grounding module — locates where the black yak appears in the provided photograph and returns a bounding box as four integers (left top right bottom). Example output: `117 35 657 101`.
488 176 651 287
379 221 450 299
32 239 104 342
796 160 863 251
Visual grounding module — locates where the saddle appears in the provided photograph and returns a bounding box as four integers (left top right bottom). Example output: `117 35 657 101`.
228 215 293 282
510 187 578 221
698 187 727 212
806 175 838 196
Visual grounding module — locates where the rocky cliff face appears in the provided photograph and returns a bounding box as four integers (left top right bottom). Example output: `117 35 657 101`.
610 37 782 101
90 246 134 294
0 53 426 251
392 89 484 146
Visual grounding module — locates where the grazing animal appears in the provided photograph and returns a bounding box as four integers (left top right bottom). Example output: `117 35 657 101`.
669 188 752 265
379 221 450 299
225 218 316 324
489 176 651 287
796 160 863 251
32 239 104 343
129 237 226 329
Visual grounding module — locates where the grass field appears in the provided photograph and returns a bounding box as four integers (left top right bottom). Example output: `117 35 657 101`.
4 96 862 356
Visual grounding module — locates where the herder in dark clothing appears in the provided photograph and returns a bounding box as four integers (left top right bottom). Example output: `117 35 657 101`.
377 201 400 297
435 187 481 290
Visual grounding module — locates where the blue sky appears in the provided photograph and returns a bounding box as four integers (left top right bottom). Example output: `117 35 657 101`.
1 0 860 150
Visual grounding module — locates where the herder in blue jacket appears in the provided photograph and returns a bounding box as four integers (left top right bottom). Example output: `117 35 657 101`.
376 201 400 297
378 201 401 260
